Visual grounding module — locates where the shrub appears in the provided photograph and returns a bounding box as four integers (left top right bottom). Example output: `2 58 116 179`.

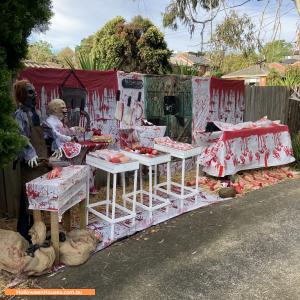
292 132 300 168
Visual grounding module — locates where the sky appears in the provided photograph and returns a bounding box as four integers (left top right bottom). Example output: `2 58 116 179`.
29 0 300 53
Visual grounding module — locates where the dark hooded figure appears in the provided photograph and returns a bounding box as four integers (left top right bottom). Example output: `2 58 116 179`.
14 80 49 241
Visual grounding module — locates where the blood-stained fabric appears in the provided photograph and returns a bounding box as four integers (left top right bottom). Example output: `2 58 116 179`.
196 121 295 177
192 77 245 144
26 165 89 218
192 77 210 142
117 71 145 129
209 77 245 125
18 68 119 141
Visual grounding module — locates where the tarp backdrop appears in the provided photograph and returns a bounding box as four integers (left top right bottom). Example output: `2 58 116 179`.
19 68 245 147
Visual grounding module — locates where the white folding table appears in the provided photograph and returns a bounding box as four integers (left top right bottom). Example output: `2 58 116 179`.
121 150 171 219
153 144 202 209
86 154 139 240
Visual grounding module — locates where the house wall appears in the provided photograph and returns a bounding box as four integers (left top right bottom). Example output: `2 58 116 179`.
198 65 207 76
259 77 267 86
224 76 266 86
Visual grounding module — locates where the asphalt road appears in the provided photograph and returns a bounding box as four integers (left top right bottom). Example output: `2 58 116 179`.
38 178 300 300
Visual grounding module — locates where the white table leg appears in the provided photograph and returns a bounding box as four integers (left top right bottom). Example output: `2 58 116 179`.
110 173 117 240
149 165 153 219
106 172 110 217
86 177 90 225
154 164 158 196
195 156 199 190
167 161 171 194
181 159 186 209
132 169 138 227
139 166 143 204
122 172 126 208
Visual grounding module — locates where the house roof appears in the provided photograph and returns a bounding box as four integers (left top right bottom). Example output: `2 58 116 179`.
23 60 63 69
281 58 299 65
171 52 209 66
222 64 269 78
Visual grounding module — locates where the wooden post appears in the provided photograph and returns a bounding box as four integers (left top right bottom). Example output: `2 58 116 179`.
79 199 87 229
33 210 42 223
50 211 60 265
63 209 71 232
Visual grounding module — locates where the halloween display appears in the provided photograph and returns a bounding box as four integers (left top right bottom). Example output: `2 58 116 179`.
14 80 49 240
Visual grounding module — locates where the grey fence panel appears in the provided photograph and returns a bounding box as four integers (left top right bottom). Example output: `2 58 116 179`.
244 86 290 124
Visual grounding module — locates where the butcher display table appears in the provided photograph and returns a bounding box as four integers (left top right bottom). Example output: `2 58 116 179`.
74 140 110 165
195 121 295 177
26 165 90 264
153 144 202 209
86 154 139 240
121 150 171 219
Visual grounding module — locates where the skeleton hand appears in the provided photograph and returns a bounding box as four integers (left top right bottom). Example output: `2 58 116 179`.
71 136 79 143
28 156 38 168
52 148 63 159
71 126 85 134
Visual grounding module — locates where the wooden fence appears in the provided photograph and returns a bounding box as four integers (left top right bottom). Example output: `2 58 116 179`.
244 85 300 135
0 162 21 218
244 86 290 124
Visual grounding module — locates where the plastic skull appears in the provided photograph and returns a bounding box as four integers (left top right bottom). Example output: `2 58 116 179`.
14 80 36 112
48 99 67 120
25 83 36 109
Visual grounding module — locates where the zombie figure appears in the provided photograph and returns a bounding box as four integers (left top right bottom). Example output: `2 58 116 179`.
14 80 49 240
45 99 84 159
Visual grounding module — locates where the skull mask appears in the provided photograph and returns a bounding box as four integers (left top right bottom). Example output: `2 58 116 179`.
48 99 68 121
24 83 36 109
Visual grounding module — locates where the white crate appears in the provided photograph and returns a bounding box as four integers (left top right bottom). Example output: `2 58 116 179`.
153 144 202 159
86 153 139 173
121 150 171 166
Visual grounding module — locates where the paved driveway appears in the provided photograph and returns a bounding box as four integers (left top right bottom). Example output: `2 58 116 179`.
39 178 300 300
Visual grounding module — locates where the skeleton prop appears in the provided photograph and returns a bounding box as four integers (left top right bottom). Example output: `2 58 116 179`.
45 99 84 159
14 80 50 240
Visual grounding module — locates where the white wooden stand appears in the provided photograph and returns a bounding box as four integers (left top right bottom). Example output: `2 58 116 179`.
26 165 90 264
154 144 202 209
86 154 139 240
121 151 171 219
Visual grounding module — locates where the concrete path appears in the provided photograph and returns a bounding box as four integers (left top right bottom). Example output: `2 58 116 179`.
39 179 300 300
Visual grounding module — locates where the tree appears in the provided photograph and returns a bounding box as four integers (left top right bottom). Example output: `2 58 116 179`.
295 0 300 15
163 0 219 50
0 0 53 71
91 16 172 74
75 35 94 57
267 66 300 87
212 11 257 56
56 47 76 67
207 10 257 72
162 0 300 51
260 40 293 63
27 40 53 62
0 0 52 167
221 53 258 74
